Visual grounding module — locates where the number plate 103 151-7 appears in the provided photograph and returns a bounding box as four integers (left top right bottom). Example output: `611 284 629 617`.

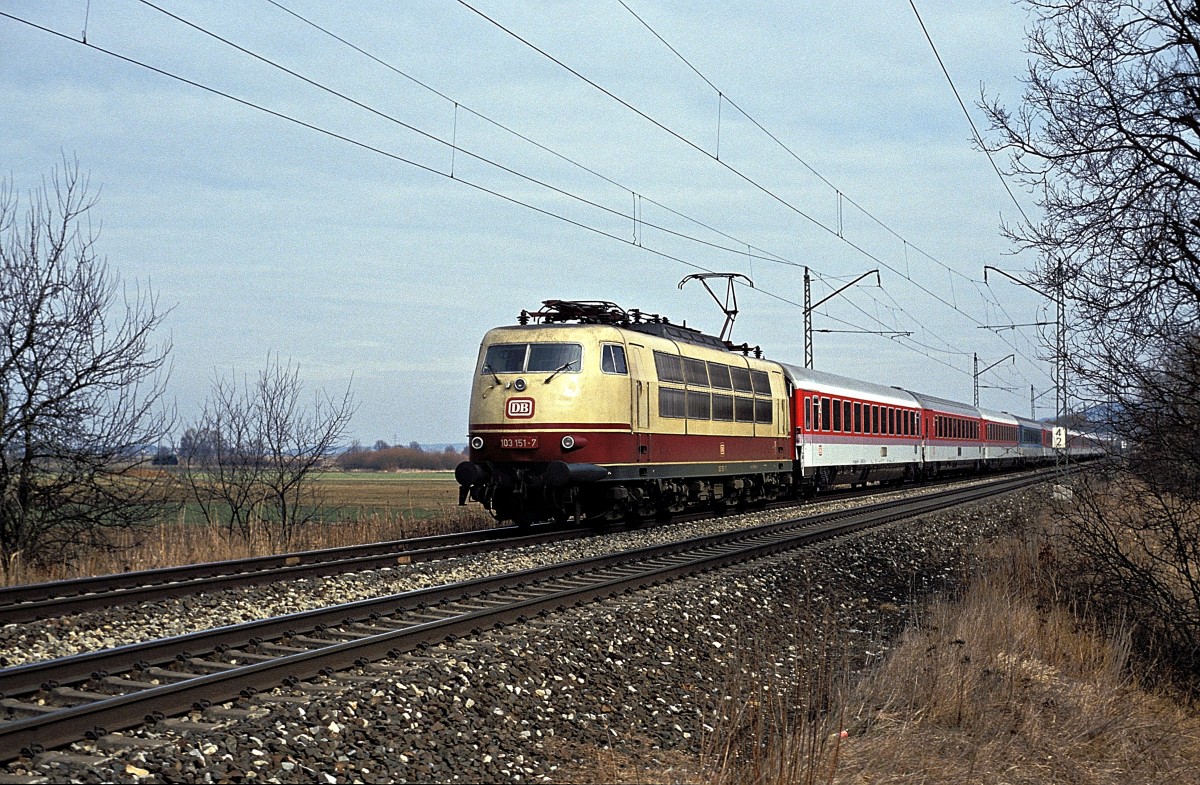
500 436 538 449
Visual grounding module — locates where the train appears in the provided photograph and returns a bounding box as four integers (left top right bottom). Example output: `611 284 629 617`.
454 300 1105 526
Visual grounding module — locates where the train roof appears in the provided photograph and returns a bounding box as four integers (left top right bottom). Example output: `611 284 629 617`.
780 363 920 407
978 407 1020 425
904 390 981 419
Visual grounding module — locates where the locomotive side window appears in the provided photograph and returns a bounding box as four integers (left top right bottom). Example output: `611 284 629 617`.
687 390 711 419
731 366 754 393
754 398 773 424
735 396 755 422
600 344 627 374
750 370 771 396
708 362 733 390
601 344 627 374
528 343 582 373
713 394 735 422
482 343 527 373
821 397 832 432
659 387 686 418
654 351 685 383
684 358 709 387
832 398 842 432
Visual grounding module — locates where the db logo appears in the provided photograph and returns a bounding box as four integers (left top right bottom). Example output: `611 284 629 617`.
506 397 535 419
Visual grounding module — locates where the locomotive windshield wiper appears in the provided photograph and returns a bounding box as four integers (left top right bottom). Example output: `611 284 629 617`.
482 363 502 385
544 360 576 384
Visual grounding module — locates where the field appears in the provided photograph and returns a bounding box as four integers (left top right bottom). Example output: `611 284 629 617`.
311 470 468 521
7 471 493 585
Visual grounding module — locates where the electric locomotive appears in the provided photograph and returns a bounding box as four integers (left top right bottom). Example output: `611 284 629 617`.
455 301 793 525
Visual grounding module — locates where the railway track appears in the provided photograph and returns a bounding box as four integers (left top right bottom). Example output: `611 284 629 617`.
0 470 1047 762
0 472 1025 624
0 523 588 624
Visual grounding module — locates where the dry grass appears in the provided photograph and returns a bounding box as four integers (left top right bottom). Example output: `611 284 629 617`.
4 471 492 585
702 527 1200 785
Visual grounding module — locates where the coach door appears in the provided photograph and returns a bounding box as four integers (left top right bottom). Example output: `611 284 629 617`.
627 343 651 460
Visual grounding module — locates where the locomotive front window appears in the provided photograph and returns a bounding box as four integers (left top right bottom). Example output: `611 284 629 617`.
528 343 582 373
482 342 583 374
482 343 527 373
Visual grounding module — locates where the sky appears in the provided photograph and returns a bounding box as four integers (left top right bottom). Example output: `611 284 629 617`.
1 1 1053 446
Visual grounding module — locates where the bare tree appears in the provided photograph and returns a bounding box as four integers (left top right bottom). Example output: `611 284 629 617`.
982 0 1200 443
983 0 1200 684
0 160 172 579
181 357 354 545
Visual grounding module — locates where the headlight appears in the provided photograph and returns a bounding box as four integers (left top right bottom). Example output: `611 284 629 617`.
514 378 527 391
560 435 588 451
470 436 484 450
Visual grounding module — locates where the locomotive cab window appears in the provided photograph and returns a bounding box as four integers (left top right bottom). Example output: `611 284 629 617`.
528 343 582 373
600 344 627 375
483 342 582 374
482 343 527 374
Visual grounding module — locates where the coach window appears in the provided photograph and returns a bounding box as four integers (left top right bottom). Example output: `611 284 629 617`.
707 362 733 390
712 393 734 422
684 357 709 387
687 390 712 420
654 351 684 384
735 396 755 422
885 407 892 435
832 398 842 432
821 397 832 432
601 344 627 375
812 397 821 431
843 400 852 433
659 387 686 418
869 405 877 434
853 402 862 433
803 396 811 430
731 366 754 394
